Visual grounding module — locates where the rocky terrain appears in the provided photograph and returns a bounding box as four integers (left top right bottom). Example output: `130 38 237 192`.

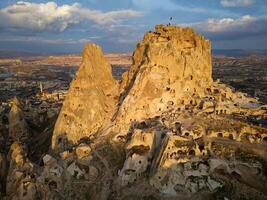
0 25 267 200
213 56 267 104
0 53 130 102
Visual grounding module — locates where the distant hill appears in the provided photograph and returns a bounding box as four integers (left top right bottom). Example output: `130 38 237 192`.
212 49 267 57
0 50 44 58
1 49 267 59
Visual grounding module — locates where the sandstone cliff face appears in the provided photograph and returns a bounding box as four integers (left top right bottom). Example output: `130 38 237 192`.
115 25 212 130
52 43 118 151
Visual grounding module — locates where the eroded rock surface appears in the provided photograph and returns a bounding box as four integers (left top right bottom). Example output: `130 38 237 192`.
114 25 212 131
1 25 267 200
52 43 118 151
113 25 267 198
8 97 29 143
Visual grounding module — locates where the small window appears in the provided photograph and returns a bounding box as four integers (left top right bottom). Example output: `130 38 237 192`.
189 150 195 156
177 150 183 155
199 144 205 151
58 138 62 144
217 133 223 137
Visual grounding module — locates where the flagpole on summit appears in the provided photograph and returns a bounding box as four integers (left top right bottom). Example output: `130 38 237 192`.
168 17 173 26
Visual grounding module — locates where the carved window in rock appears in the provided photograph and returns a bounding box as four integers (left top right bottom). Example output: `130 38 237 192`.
58 137 62 144
217 132 223 138
199 144 205 152
189 149 195 156
213 89 219 94
177 150 184 156
184 132 190 137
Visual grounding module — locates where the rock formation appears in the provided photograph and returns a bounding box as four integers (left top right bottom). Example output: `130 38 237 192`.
8 97 30 143
114 25 212 131
5 142 38 200
47 25 267 199
114 25 267 197
1 25 267 199
52 43 118 151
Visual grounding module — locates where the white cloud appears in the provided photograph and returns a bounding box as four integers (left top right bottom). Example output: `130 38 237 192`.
184 15 267 39
193 15 255 32
220 0 254 7
0 1 143 32
0 36 95 45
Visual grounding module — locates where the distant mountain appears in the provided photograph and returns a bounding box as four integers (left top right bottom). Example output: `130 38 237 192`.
0 50 44 58
1 49 267 59
212 49 267 57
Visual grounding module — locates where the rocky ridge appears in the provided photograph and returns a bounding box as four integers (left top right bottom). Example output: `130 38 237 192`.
1 25 267 199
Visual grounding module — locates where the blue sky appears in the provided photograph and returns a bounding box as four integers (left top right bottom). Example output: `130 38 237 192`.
0 0 267 53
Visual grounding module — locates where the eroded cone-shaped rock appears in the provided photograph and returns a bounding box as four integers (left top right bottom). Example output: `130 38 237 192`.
115 25 212 129
52 43 118 150
8 97 29 143
6 142 37 200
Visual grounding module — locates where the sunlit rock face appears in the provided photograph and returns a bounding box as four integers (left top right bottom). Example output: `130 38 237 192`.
114 25 267 198
8 97 29 143
115 25 212 131
5 142 38 200
2 25 266 200
52 43 118 151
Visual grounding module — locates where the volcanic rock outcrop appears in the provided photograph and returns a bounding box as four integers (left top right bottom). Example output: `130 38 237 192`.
5 142 38 200
52 44 118 151
114 25 212 131
2 25 267 200
46 25 267 199
114 25 267 197
8 97 29 143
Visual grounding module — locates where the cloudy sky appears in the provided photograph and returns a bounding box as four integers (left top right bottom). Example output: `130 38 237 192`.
0 0 267 53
